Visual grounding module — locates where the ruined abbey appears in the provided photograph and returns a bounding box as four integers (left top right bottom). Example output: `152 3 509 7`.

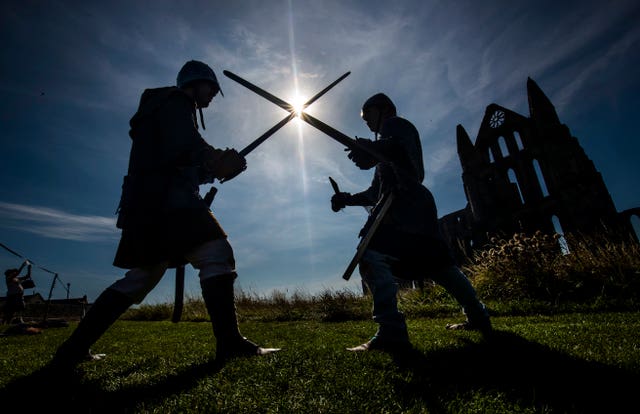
438 78 640 263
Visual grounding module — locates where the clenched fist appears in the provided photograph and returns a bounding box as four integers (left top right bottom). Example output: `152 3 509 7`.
215 148 247 181
202 147 247 182
331 191 352 212
347 138 378 170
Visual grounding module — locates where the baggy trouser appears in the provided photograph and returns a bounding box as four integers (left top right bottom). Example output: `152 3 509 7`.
359 249 410 343
52 239 234 367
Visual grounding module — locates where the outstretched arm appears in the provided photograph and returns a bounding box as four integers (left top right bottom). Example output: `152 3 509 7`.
330 174 380 212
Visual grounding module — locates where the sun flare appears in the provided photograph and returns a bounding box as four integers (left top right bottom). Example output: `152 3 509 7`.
289 93 306 117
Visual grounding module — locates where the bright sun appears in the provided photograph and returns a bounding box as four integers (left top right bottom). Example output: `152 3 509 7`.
290 93 306 117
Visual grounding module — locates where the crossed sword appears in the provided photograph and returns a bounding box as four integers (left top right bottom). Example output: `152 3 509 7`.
172 70 394 322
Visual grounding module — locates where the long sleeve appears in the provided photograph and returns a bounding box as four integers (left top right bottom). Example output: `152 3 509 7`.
348 172 381 207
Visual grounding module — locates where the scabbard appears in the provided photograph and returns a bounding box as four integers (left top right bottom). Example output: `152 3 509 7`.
342 192 394 280
172 265 185 323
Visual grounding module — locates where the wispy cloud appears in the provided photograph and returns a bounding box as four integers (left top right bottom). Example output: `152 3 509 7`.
1 0 638 304
0 202 118 242
554 23 640 110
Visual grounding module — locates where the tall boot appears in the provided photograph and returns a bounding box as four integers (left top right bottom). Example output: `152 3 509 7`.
201 273 280 362
51 288 133 368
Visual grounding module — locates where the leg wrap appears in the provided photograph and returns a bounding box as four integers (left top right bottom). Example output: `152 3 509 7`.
186 239 236 282
109 262 168 304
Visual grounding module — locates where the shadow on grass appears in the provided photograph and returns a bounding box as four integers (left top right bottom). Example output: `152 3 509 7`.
0 358 223 413
2 330 637 413
390 330 638 413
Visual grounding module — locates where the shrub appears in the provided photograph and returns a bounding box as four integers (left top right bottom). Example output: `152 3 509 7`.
115 232 639 322
465 231 640 303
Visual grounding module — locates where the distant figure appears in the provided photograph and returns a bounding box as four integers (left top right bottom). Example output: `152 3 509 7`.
3 262 31 325
331 93 492 352
51 60 279 369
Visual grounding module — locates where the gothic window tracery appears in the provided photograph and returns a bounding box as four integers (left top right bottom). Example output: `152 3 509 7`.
489 109 505 128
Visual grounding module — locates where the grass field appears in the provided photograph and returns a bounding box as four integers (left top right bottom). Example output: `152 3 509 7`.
1 311 639 413
3 232 637 412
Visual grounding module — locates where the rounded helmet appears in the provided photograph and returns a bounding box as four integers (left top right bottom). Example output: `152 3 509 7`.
4 268 18 277
361 93 396 114
176 60 224 96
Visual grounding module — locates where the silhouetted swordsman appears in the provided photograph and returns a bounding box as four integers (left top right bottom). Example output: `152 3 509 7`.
2 263 31 324
331 93 492 351
50 60 279 369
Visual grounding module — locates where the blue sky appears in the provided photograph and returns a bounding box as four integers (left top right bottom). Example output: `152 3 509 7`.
1 0 639 304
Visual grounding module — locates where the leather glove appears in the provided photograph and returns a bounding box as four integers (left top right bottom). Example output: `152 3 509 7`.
208 148 247 182
347 138 378 170
331 192 351 212
201 147 223 172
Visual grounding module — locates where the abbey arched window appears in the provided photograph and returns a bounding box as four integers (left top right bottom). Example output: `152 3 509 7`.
514 131 524 151
488 147 495 163
498 136 509 158
533 159 550 197
552 215 569 254
508 168 524 204
631 214 640 242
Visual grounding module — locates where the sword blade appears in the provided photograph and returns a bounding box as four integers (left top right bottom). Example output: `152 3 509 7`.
299 112 388 162
299 112 355 148
239 112 296 157
224 70 350 116
225 70 353 159
218 112 298 183
302 72 350 109
223 70 294 113
329 176 340 193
